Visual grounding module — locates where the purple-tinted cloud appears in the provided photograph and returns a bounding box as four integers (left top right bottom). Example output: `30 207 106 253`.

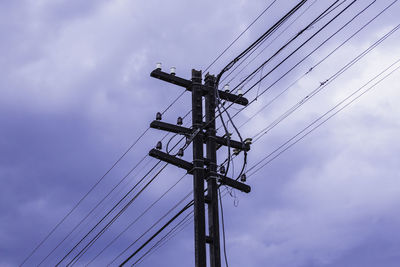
1 1 400 266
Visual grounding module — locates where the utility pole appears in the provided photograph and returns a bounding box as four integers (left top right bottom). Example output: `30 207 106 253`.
191 69 207 266
204 74 221 267
148 65 251 267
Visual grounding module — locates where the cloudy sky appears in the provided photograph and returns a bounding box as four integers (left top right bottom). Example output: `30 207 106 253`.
1 0 400 266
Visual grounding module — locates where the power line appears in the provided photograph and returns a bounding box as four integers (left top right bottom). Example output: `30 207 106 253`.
224 0 355 114
37 155 150 266
66 163 168 266
236 0 383 130
247 57 400 177
218 188 229 267
69 127 195 265
110 3 400 266
109 191 192 265
23 0 277 259
235 0 384 130
48 1 398 266
251 21 400 143
222 0 341 98
176 1 316 148
215 0 314 179
50 106 194 265
134 210 194 266
204 0 279 73
136 187 235 266
216 0 356 136
110 3 356 264
119 200 195 266
221 0 318 85
19 130 150 267
21 70 194 267
86 173 188 265
55 161 162 266
217 0 310 79
150 57 400 267
127 10 398 265
212 0 347 148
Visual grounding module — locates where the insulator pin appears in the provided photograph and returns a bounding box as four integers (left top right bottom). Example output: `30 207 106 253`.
219 165 226 174
177 116 183 125
156 141 162 150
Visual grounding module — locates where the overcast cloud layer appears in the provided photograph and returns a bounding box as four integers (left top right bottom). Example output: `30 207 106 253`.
1 0 400 266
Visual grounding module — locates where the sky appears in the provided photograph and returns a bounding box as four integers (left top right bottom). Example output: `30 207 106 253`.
1 0 400 266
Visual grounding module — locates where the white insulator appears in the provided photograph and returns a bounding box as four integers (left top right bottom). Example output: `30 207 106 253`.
224 84 230 93
238 87 243 96
170 66 176 75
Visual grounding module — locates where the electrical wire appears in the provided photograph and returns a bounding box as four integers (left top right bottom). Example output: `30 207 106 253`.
214 0 314 180
221 0 318 85
23 1 275 259
222 0 341 98
181 0 314 148
132 178 238 266
215 0 347 180
247 57 400 177
214 0 345 146
19 129 150 267
58 161 163 266
37 155 150 266
114 4 346 264
123 4 398 264
22 3 316 266
49 2 390 266
86 173 188 265
134 210 194 266
217 0 309 78
109 191 192 265
234 0 385 129
223 0 355 113
138 58 400 266
204 0 279 73
54 161 163 266
251 21 400 143
21 64 195 267
219 188 229 267
119 200 195 266
128 17 397 267
67 163 169 266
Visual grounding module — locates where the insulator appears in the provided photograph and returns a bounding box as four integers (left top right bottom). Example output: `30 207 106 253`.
224 84 230 93
177 116 183 125
240 173 247 182
170 66 176 75
156 141 162 150
177 148 184 157
233 148 240 155
244 138 252 145
219 165 226 174
238 87 243 96
156 112 162 121
156 62 162 70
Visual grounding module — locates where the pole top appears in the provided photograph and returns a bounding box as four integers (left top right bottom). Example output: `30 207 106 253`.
204 73 216 84
191 69 202 83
